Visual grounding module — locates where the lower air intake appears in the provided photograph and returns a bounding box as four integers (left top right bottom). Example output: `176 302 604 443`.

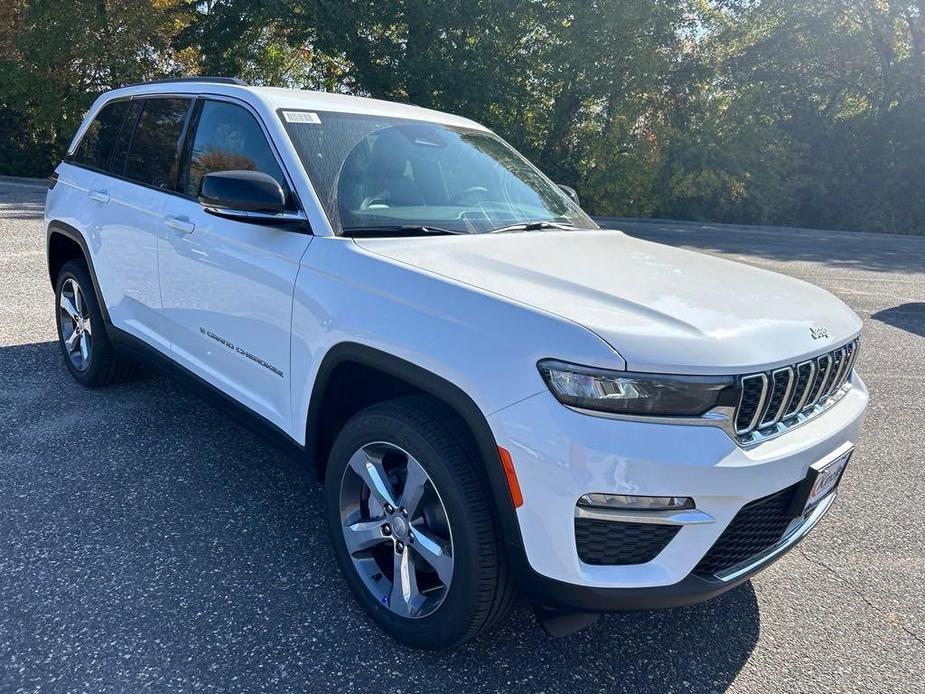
575 518 679 565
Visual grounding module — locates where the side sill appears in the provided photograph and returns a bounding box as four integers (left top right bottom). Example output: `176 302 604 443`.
108 326 307 462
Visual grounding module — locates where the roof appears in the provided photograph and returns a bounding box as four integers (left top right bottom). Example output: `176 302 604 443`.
97 80 488 131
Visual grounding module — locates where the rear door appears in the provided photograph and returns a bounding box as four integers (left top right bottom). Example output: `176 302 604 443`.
158 97 311 428
85 96 193 352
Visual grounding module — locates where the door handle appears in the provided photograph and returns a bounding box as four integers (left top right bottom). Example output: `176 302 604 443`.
88 189 110 203
164 215 195 234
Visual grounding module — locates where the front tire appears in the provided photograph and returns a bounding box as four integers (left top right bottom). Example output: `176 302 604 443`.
324 397 516 649
54 260 138 387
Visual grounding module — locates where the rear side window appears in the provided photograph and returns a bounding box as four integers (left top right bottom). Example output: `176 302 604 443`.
124 98 193 189
183 100 286 197
71 100 130 171
108 100 143 176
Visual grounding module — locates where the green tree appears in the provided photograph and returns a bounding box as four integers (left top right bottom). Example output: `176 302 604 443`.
0 0 194 175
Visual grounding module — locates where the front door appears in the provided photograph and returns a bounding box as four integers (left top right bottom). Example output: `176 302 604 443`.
158 98 311 428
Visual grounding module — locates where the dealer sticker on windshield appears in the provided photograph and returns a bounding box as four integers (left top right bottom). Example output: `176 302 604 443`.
283 110 321 124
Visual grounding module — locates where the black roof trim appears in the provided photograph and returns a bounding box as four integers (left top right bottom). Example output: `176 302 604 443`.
124 76 246 88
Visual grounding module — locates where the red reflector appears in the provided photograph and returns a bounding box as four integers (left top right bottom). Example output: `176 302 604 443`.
497 446 523 508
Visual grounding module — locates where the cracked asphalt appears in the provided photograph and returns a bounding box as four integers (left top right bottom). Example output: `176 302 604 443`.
1 181 923 693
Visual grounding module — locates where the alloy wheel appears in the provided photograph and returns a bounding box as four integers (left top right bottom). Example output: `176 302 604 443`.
58 278 92 371
338 441 454 619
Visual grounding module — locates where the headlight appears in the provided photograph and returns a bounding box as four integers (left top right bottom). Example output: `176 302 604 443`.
537 359 738 417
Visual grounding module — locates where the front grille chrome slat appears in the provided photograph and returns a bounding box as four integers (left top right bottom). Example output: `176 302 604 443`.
783 360 815 418
825 347 848 399
734 338 859 444
759 367 794 428
735 374 768 434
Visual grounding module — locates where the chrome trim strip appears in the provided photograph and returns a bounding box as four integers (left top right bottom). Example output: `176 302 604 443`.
202 207 309 224
715 491 837 582
736 373 769 434
761 366 795 427
785 360 816 418
808 353 833 408
574 506 715 526
825 347 848 398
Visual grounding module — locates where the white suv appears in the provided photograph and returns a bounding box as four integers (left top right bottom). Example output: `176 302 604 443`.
45 78 868 648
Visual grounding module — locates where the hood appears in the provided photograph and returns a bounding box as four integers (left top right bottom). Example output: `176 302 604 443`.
354 229 862 374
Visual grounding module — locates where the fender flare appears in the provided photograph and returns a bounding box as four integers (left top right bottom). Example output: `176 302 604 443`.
46 221 112 325
305 342 531 578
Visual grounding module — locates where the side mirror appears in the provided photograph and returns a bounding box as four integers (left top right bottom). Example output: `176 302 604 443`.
199 170 308 230
557 183 580 206
200 170 286 213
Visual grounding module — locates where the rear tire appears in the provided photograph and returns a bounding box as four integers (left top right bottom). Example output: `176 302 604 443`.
324 396 516 649
54 260 139 387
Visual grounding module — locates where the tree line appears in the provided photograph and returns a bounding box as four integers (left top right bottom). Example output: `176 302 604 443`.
2 1 923 234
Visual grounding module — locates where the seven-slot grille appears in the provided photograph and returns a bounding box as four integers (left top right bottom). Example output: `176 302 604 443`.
734 338 859 440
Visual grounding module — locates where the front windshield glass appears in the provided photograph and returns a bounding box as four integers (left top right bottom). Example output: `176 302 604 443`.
280 109 597 235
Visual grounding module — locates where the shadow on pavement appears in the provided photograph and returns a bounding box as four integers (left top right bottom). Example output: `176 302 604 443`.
871 303 925 337
607 219 925 276
0 341 759 692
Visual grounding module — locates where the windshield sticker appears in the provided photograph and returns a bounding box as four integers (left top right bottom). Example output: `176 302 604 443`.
283 110 321 124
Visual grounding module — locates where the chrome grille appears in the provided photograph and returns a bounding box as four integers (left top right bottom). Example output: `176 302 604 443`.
807 352 833 407
759 367 794 428
735 338 859 445
783 360 815 418
735 374 768 434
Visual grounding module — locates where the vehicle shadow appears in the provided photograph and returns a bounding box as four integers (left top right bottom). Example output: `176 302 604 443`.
0 341 759 693
601 217 925 276
871 303 925 338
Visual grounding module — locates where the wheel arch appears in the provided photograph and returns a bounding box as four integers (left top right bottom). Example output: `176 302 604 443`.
46 221 111 324
305 342 528 572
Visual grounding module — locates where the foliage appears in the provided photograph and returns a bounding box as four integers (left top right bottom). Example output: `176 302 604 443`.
2 0 923 233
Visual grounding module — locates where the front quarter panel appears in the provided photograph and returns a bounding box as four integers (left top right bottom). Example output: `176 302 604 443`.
287 237 625 442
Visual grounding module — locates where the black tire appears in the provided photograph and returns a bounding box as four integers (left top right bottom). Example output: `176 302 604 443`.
324 396 516 649
54 260 139 387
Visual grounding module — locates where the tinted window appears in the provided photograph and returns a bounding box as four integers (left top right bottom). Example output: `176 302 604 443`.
108 100 143 176
72 100 130 170
124 98 192 189
184 101 286 197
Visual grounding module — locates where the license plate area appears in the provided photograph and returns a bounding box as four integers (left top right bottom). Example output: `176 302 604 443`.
788 446 853 518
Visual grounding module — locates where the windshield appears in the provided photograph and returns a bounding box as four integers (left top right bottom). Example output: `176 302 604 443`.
280 109 597 235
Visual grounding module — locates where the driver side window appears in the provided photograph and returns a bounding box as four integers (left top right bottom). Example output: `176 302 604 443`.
183 101 287 199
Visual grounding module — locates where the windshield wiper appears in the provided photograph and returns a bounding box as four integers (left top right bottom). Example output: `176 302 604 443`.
341 224 468 237
487 220 578 234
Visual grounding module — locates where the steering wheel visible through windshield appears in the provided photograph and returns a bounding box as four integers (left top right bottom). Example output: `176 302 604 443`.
280 109 597 235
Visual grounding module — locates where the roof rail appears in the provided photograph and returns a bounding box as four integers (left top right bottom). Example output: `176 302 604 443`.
125 76 246 88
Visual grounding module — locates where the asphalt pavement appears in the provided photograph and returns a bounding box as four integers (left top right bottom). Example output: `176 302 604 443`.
1 181 923 693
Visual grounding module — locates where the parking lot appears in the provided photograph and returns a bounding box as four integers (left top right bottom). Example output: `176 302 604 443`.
1 179 923 692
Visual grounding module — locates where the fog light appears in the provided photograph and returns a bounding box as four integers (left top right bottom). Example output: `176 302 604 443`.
577 494 694 511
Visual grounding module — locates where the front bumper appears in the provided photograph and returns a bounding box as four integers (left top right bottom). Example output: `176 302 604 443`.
488 373 868 611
